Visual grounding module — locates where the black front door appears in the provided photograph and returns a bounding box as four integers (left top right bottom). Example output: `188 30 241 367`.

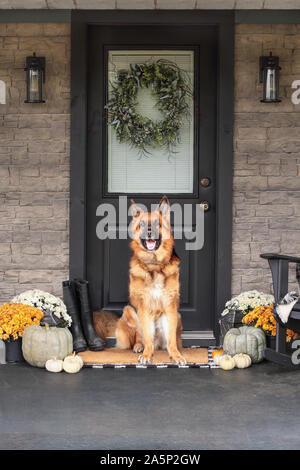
86 24 218 344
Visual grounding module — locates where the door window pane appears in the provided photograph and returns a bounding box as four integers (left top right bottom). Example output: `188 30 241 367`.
107 50 194 193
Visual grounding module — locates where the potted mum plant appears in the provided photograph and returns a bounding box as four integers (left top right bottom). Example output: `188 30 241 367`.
242 305 299 349
0 302 44 362
220 290 274 344
12 290 72 328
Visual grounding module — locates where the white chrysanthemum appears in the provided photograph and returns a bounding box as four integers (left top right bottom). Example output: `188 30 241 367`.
221 290 274 316
11 289 71 327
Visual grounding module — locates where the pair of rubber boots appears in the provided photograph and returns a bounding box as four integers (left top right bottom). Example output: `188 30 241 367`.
62 279 104 353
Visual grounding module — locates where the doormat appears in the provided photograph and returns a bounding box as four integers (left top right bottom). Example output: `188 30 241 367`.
79 347 210 369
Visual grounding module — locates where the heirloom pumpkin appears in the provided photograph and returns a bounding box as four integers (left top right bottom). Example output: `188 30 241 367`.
223 325 266 363
22 323 73 368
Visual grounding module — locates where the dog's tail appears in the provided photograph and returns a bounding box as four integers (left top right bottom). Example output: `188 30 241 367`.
93 310 119 340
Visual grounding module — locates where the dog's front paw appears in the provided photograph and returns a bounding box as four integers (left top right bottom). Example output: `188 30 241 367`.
138 353 152 365
133 343 144 353
170 351 187 365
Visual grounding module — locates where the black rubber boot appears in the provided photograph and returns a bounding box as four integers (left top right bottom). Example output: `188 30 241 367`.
62 280 88 353
74 279 105 351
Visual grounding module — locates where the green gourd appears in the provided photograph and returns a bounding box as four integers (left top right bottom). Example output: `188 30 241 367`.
22 323 73 368
223 325 266 363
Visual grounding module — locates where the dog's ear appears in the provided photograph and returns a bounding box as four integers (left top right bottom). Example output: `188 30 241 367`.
158 195 170 217
130 199 144 218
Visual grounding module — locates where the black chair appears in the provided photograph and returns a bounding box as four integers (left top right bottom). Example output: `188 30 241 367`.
260 253 300 367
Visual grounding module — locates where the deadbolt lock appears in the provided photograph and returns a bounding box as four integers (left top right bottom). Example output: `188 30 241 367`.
200 177 211 188
200 201 210 212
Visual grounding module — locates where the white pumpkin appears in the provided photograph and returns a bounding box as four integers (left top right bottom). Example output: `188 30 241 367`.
233 353 252 369
45 358 63 373
63 353 83 374
213 352 225 366
219 354 235 370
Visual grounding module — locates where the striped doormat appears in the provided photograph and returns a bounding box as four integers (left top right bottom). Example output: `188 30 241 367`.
78 347 219 369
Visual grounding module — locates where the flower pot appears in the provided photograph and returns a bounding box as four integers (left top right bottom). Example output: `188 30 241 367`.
220 310 245 345
266 335 276 350
5 338 24 363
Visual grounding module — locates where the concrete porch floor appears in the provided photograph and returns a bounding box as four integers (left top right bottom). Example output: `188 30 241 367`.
1 361 300 450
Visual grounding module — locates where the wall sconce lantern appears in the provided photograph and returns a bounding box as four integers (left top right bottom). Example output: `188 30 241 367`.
24 52 45 103
259 52 281 103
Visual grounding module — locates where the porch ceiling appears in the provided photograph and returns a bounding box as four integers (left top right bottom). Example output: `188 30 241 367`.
1 0 300 10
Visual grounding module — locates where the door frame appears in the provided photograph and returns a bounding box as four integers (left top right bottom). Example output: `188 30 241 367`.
70 10 234 342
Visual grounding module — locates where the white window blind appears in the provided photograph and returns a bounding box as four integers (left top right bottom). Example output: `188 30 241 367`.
107 50 194 194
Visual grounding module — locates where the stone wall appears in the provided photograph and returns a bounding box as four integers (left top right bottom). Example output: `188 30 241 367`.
233 24 300 295
0 23 70 300
0 22 299 303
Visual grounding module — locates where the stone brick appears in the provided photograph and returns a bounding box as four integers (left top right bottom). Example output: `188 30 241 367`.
270 219 300 230
0 244 11 254
255 205 294 217
235 1 264 10
260 164 281 176
28 141 65 153
13 230 41 243
11 243 41 255
14 128 52 140
237 128 267 140
19 167 40 177
19 270 55 284
281 160 298 176
268 127 300 140
3 37 19 50
11 254 68 270
232 242 250 254
14 206 53 219
236 140 266 154
196 0 234 7
13 23 44 37
259 191 287 204
76 0 115 7
42 231 67 243
42 243 64 255
267 138 300 153
268 177 300 190
42 23 71 36
18 116 51 129
30 219 67 232
117 0 154 7
233 176 268 191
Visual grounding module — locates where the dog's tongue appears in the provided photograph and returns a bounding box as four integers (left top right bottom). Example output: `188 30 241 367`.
146 239 156 251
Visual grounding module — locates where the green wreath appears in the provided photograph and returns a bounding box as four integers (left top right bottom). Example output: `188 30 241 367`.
105 60 192 156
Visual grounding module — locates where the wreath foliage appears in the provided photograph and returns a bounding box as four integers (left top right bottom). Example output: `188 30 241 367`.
105 60 192 156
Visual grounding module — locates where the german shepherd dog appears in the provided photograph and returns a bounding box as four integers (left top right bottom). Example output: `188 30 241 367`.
115 196 186 365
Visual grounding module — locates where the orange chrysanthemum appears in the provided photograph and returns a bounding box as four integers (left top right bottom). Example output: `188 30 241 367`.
242 305 299 343
0 302 44 341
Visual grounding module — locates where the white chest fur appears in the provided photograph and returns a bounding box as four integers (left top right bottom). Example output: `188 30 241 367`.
148 273 164 300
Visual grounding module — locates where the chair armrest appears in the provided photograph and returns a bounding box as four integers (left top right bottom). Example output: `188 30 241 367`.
260 253 300 264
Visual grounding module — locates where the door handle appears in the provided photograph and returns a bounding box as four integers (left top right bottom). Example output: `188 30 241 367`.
200 201 210 212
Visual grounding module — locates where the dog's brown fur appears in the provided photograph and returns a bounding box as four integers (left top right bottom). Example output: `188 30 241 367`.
115 196 185 365
93 310 119 339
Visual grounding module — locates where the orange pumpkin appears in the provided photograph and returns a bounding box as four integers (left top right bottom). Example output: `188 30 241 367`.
212 349 224 359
